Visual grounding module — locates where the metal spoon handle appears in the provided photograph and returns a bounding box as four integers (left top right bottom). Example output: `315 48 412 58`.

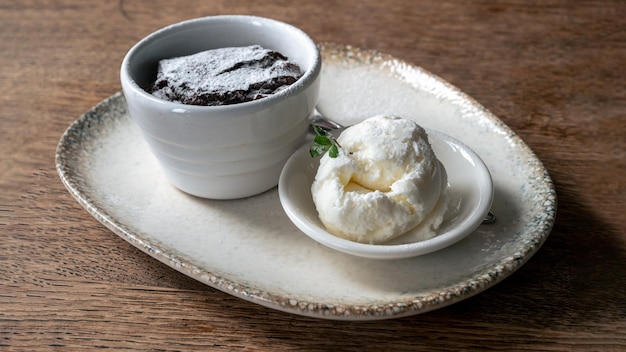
310 109 344 130
482 211 496 224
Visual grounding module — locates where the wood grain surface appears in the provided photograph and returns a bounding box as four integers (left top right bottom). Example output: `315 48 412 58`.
1 0 625 350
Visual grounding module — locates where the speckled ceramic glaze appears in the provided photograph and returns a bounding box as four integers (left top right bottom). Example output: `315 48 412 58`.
56 43 556 320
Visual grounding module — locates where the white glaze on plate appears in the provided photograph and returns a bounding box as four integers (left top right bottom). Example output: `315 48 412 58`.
55 43 556 320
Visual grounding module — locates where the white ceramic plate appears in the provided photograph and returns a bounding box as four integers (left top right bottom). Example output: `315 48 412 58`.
279 129 494 259
56 43 556 320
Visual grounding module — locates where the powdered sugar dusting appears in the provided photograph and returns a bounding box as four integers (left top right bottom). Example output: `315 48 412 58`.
151 45 303 106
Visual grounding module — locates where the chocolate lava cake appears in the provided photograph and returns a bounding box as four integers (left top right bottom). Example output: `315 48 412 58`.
150 45 303 106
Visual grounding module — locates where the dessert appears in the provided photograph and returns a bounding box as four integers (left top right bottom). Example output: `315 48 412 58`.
311 115 449 244
151 45 303 106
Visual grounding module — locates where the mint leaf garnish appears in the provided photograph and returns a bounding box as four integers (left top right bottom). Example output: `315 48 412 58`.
310 125 342 158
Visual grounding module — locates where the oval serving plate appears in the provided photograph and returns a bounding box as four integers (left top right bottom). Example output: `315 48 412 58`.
55 43 556 320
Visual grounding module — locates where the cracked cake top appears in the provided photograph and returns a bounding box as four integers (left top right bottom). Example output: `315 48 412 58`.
150 45 303 106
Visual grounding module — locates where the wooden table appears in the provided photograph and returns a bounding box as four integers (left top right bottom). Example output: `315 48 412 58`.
2 1 624 350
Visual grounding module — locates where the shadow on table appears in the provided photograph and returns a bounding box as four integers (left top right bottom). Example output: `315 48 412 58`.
192 174 625 349
437 174 626 328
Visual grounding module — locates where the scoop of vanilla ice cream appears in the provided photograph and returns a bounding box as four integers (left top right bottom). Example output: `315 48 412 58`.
311 115 449 244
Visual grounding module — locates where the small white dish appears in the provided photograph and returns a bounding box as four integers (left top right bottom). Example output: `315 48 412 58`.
279 129 494 259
